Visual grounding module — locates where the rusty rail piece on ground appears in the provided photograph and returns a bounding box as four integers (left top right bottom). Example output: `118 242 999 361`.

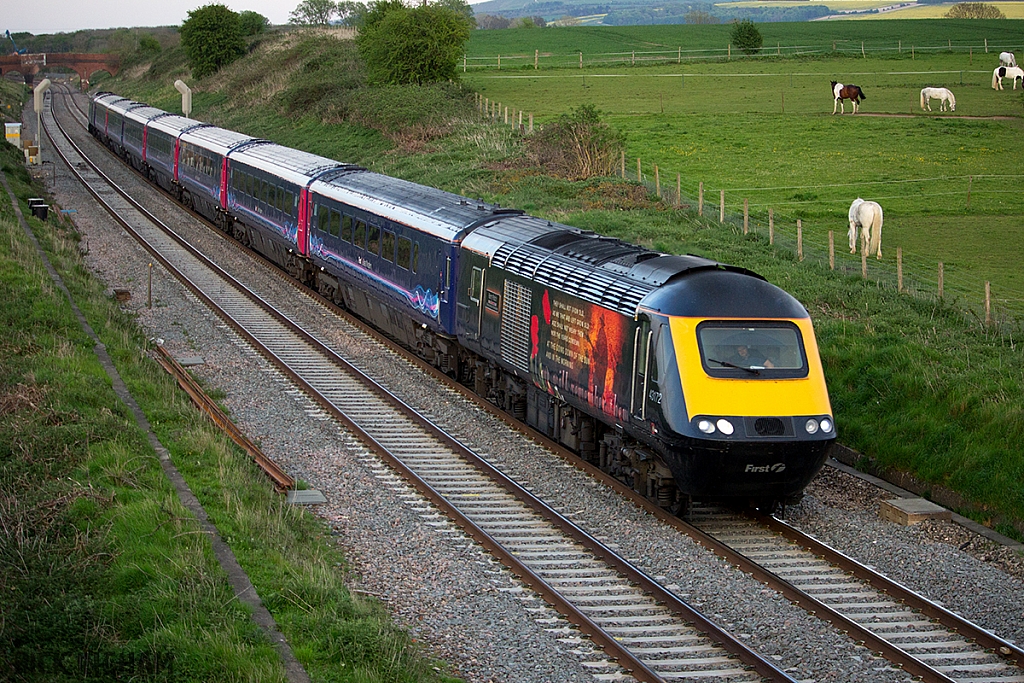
154 345 295 493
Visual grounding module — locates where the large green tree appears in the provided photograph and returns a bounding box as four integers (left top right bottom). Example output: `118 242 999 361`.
289 0 338 25
238 10 270 35
180 4 245 78
356 1 471 84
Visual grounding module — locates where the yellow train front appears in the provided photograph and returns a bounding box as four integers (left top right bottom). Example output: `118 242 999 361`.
631 265 835 506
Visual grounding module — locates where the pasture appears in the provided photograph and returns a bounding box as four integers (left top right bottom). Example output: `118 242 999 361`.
464 50 1024 316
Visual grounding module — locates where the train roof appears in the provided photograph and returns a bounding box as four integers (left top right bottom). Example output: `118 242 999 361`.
147 114 205 137
312 171 513 242
463 215 766 317
92 93 129 109
179 125 258 157
123 105 170 125
228 143 350 188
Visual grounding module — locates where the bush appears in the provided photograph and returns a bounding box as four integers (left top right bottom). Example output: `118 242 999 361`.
945 2 1006 18
356 3 471 85
528 104 625 180
238 11 270 35
731 19 763 55
180 4 245 79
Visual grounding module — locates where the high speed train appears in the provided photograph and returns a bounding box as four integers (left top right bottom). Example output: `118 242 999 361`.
90 91 836 511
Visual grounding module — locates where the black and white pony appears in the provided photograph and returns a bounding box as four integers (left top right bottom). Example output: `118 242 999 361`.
831 80 866 114
999 51 1017 68
992 65 1024 90
920 87 955 112
848 198 883 260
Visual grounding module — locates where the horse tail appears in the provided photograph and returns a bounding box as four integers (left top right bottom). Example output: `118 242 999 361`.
948 91 955 108
920 89 926 109
993 68 1000 89
858 89 866 101
868 204 883 258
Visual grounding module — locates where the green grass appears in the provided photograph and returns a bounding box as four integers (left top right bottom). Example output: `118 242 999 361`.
0 139 459 681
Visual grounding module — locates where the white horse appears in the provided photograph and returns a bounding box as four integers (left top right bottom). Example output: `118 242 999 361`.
920 87 956 112
848 198 883 260
992 65 1024 90
999 51 1017 67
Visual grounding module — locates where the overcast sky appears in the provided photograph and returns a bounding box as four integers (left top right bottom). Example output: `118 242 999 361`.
7 0 485 36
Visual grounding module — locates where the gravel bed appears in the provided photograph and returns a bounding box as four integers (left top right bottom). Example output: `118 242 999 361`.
35 93 1024 683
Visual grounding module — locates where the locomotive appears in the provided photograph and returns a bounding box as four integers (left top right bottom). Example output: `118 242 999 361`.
89 92 836 510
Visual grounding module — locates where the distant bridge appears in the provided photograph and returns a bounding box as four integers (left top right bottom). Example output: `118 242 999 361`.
0 52 120 87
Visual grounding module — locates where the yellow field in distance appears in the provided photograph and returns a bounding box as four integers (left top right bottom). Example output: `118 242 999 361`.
716 1 1024 18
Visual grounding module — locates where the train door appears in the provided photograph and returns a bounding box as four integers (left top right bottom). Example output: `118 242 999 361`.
631 315 653 420
458 265 485 339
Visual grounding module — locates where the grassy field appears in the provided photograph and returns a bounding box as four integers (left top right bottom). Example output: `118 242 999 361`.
0 139 458 681
464 50 1024 318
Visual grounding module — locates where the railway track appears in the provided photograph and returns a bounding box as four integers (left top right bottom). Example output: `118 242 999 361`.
46 86 797 683
46 86 1024 683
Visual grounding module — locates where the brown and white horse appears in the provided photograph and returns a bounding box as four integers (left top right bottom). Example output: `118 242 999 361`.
831 80 866 114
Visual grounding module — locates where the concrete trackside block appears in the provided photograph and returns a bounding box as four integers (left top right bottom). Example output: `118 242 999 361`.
879 498 952 526
286 490 327 505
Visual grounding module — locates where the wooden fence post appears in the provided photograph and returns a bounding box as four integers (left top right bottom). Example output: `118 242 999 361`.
719 190 725 223
529 113 533 132
579 51 583 68
698 181 704 216
769 208 774 245
829 230 834 270
899 40 902 53
985 38 988 53
637 158 642 182
728 44 731 60
632 50 635 66
862 246 868 279
861 41 865 57
938 262 944 298
897 247 903 292
655 165 661 198
676 173 681 208
535 49 538 70
743 199 749 234
464 55 467 73
678 46 681 63
498 54 501 70
621 151 625 178
797 219 803 261
985 282 992 325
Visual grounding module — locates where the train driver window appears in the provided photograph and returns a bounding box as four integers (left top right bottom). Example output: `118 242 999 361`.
354 220 366 249
368 225 380 256
397 237 412 270
341 215 353 242
382 231 395 263
470 267 483 303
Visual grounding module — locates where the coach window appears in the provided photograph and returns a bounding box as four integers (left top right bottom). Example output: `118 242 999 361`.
397 237 411 270
382 231 395 263
354 220 366 249
341 215 353 242
329 210 341 237
368 226 380 256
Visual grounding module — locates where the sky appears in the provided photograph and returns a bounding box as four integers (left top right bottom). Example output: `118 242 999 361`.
6 0 485 36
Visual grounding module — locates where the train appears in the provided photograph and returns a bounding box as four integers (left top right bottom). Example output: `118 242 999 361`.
89 91 836 511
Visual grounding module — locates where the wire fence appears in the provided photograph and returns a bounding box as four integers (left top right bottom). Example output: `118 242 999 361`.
464 39 1024 72
472 99 1024 337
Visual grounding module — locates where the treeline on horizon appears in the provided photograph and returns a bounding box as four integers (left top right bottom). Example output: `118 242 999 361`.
474 0 834 25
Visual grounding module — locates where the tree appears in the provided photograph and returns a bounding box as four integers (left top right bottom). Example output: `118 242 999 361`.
476 14 511 29
337 1 368 26
356 3 472 85
945 2 1005 18
730 18 762 55
436 0 477 29
289 0 338 25
238 11 270 35
180 4 245 79
685 10 720 24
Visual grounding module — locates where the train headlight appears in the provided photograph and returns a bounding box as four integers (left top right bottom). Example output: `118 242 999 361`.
716 419 735 436
698 419 716 434
805 419 820 434
820 418 833 434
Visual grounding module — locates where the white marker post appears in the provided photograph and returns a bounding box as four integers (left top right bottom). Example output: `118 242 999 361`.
174 80 192 117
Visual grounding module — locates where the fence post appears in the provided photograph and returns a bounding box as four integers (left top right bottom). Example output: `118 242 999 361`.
719 190 725 223
676 173 681 208
579 51 583 69
464 55 467 73
829 230 834 270
504 106 508 124
637 157 642 182
529 113 533 133
519 110 523 129
897 247 903 292
985 38 988 53
768 208 774 245
728 44 731 60
621 151 625 178
698 181 704 216
632 50 635 66
862 246 868 279
743 199 749 234
655 165 661 198
498 54 501 70
678 46 681 63
797 219 803 261
985 282 992 325
967 175 972 210
938 262 944 298
535 49 538 70
899 40 901 54
862 41 865 57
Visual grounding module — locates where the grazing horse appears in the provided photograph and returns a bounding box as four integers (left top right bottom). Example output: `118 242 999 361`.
992 65 1024 90
920 87 956 112
831 81 866 114
848 198 883 260
999 51 1017 67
